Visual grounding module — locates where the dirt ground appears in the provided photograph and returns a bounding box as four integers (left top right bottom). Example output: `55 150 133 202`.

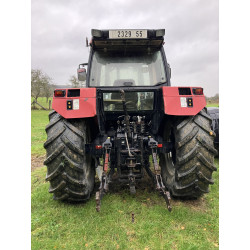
31 155 45 171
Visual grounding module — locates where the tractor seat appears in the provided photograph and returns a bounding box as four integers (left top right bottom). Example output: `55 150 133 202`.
113 79 135 87
111 79 138 110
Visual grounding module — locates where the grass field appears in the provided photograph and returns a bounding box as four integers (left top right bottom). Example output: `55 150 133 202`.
206 103 219 107
31 110 49 156
31 107 219 249
31 97 53 110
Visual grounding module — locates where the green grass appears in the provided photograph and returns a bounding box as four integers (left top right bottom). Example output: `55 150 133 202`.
206 103 219 107
32 164 219 249
31 97 53 110
31 110 50 156
31 110 219 249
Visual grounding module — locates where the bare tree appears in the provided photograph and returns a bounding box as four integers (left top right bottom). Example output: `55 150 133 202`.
31 69 51 102
205 93 219 104
42 83 53 103
69 75 81 88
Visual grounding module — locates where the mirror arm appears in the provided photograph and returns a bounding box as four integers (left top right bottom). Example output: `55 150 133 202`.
79 63 88 69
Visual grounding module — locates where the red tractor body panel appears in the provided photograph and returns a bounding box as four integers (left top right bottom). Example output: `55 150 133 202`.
52 86 206 119
52 88 96 119
162 86 206 116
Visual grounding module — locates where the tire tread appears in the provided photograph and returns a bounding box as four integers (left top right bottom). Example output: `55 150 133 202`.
44 110 94 202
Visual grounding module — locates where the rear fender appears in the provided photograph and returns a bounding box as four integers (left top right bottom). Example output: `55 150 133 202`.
52 88 96 119
162 86 206 116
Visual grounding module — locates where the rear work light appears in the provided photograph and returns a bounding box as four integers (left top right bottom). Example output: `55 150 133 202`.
91 29 102 37
156 29 165 37
192 88 203 95
54 90 66 97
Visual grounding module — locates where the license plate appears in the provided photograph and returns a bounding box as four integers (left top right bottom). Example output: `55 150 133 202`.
109 30 147 39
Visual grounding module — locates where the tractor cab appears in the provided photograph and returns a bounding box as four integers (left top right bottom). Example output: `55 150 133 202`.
77 29 171 118
78 29 171 88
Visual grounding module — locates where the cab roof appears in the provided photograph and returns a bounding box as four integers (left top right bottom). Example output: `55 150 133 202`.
90 29 165 50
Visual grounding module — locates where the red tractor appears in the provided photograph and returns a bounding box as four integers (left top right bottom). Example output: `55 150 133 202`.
44 29 217 211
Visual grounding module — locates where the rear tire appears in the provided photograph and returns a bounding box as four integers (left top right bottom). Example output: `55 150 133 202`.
44 110 95 202
160 109 217 198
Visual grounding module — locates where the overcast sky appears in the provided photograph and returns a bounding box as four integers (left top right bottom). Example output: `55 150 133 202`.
31 0 218 97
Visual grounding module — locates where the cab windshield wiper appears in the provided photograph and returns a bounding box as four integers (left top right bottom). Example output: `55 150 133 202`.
154 81 167 86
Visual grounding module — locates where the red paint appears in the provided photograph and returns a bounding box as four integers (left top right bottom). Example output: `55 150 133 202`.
104 153 109 172
162 86 206 116
52 88 96 119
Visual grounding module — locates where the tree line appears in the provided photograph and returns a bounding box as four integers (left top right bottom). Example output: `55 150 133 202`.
31 69 82 103
205 93 219 104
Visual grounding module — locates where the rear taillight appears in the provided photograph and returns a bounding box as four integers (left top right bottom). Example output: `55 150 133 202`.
192 88 203 95
54 90 66 97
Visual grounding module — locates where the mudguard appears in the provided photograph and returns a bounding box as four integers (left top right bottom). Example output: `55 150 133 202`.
52 88 96 119
162 86 206 116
